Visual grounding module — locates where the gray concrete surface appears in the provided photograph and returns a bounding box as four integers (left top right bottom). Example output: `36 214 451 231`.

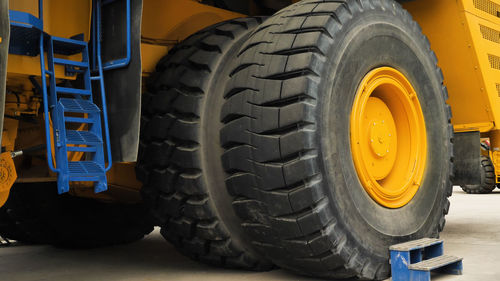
1 186 499 281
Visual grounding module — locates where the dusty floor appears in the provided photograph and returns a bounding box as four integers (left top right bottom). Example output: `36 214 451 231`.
1 186 499 281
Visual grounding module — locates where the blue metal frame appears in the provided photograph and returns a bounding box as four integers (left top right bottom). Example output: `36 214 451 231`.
39 34 59 173
38 0 43 24
391 240 463 281
8 10 43 30
94 0 113 171
8 10 43 56
9 0 113 192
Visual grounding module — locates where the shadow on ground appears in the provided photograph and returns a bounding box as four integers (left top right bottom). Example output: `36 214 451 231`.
1 187 498 281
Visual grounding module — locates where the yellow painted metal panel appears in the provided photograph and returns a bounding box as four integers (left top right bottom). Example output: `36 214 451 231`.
141 0 244 75
405 0 500 179
141 44 169 76
463 3 500 130
8 0 38 18
142 0 242 41
9 0 91 40
7 0 91 81
7 54 71 78
404 0 495 132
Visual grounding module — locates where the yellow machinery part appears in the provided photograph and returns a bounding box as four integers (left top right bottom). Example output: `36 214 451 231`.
403 0 500 185
141 0 243 75
5 0 243 197
489 130 500 183
7 0 243 79
350 67 427 208
9 0 91 40
0 152 18 207
1 116 19 207
9 0 500 197
7 0 91 83
403 0 500 133
2 118 19 153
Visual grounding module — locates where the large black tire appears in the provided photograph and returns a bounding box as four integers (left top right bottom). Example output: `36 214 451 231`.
220 0 453 279
461 156 496 194
136 18 273 270
0 183 154 248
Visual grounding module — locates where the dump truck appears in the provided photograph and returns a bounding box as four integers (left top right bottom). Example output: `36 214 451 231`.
0 0 498 279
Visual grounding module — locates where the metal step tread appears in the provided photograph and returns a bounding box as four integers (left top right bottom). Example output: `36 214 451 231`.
69 176 104 182
52 36 87 46
67 146 97 152
390 238 442 251
68 161 105 176
52 36 86 56
66 130 102 144
59 98 100 113
56 86 91 95
65 117 96 124
53 58 88 68
408 255 463 271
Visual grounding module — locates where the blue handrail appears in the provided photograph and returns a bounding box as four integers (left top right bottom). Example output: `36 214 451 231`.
38 0 43 26
95 1 113 171
39 35 59 173
37 0 58 173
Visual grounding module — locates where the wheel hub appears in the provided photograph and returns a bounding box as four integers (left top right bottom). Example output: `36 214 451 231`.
350 67 427 208
365 97 398 180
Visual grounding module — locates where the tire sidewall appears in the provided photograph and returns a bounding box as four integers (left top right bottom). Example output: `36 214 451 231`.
318 10 450 258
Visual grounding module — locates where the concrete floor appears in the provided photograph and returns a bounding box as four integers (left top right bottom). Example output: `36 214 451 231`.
1 186 499 281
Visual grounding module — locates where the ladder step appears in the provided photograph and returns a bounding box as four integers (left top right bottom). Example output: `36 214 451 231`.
52 36 87 46
68 161 105 176
40 33 109 194
408 255 463 271
65 117 95 124
59 98 100 113
52 36 87 56
69 176 102 182
66 130 102 145
56 87 91 96
53 58 89 68
67 146 97 152
390 238 442 251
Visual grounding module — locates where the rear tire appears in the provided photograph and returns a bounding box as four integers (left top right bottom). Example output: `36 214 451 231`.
136 18 273 270
220 0 453 279
0 183 153 248
461 156 496 194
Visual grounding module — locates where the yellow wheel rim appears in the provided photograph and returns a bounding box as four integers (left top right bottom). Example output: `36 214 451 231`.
350 67 427 208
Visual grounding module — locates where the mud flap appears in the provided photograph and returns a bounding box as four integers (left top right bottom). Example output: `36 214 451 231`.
452 131 481 185
101 0 142 162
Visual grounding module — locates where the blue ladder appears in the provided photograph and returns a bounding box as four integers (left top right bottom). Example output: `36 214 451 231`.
40 34 112 194
8 2 112 194
390 238 463 281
